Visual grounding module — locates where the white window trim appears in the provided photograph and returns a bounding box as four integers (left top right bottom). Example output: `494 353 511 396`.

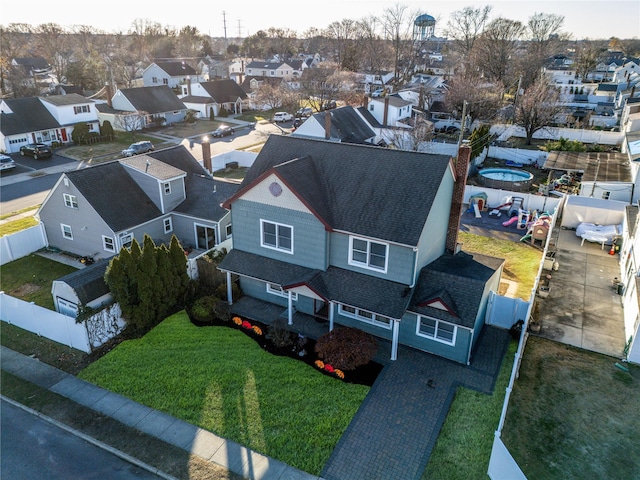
120 232 133 248
267 283 298 300
61 224 73 240
260 219 294 254
163 182 171 195
415 315 457 346
102 235 115 252
348 236 388 273
63 193 78 209
163 217 173 234
338 304 392 330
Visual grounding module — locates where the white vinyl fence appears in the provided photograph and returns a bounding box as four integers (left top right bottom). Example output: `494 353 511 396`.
0 293 126 353
464 185 562 215
0 292 91 353
0 223 47 266
491 124 623 145
487 195 567 479
485 292 530 329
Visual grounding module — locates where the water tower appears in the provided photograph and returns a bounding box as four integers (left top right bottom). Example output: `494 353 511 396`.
414 14 436 42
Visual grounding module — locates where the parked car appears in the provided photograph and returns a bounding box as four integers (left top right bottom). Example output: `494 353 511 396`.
210 125 234 137
295 107 313 118
121 141 154 157
322 100 337 111
273 112 294 123
370 88 385 98
292 118 304 129
19 143 52 159
0 154 16 171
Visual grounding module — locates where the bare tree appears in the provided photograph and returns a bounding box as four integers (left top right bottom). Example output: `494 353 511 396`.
253 82 295 115
445 75 503 125
444 5 493 59
515 76 563 145
298 67 346 112
518 13 566 87
385 116 435 151
0 23 33 95
574 40 608 81
325 19 359 70
115 112 148 140
381 3 418 90
472 17 526 87
35 23 72 84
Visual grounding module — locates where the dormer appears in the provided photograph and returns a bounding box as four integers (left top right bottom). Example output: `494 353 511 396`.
120 155 187 213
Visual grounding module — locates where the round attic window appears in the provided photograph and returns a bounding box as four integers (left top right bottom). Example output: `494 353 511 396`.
269 182 282 197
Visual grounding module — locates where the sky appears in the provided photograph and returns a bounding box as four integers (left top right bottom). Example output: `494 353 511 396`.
3 1 639 41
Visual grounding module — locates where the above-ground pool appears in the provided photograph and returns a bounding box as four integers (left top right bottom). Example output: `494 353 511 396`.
478 168 534 192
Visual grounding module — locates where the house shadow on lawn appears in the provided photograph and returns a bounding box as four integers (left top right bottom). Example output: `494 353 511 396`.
186 309 383 387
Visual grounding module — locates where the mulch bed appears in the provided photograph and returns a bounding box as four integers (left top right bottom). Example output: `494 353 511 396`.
187 310 382 387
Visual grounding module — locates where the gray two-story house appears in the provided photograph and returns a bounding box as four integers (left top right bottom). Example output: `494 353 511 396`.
38 145 238 260
218 136 503 364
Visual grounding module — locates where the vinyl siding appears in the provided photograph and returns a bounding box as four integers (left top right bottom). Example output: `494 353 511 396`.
329 231 415 284
415 167 454 271
231 199 328 269
123 167 186 213
400 312 472 364
170 215 218 248
39 179 116 259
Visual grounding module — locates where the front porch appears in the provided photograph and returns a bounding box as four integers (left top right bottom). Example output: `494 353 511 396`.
229 296 330 340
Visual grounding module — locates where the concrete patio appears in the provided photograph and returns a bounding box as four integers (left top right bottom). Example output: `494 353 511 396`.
533 227 627 358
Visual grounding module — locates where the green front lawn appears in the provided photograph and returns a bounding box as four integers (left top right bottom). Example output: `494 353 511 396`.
0 254 78 309
78 312 369 475
0 216 39 237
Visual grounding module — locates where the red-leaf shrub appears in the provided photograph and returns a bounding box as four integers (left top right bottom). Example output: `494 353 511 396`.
315 327 378 371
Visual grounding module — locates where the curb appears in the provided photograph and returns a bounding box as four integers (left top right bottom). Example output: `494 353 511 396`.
1 395 180 480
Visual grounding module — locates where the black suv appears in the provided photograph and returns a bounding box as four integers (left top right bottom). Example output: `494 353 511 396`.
121 141 155 157
20 143 52 159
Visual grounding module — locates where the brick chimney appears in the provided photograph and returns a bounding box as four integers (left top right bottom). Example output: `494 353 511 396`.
202 139 212 174
325 111 332 140
445 144 471 254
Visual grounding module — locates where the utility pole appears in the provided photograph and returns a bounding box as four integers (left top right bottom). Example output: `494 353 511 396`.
457 100 468 151
222 11 228 50
513 74 523 122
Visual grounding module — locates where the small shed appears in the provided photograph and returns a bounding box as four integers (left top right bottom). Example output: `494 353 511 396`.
51 259 112 317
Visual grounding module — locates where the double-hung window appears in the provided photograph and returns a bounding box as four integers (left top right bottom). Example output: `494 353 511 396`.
163 218 173 233
61 224 73 240
63 193 78 209
103 236 115 252
349 236 388 272
163 182 171 195
416 316 457 345
261 220 293 253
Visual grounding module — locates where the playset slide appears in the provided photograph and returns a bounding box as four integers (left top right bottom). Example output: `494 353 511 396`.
502 216 518 227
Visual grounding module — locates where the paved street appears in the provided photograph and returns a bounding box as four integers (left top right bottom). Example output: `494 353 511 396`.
1 399 163 480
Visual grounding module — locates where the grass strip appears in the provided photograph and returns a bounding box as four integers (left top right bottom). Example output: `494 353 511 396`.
0 371 243 480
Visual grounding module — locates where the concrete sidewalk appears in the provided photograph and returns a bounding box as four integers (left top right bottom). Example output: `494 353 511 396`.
1 346 319 480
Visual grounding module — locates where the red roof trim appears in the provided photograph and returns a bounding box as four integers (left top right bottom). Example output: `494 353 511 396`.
282 280 328 301
417 297 458 317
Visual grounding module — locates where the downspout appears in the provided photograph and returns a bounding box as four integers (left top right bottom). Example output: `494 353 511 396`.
410 247 419 288
288 291 293 325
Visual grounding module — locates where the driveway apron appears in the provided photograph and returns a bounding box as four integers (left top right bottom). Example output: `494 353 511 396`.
322 325 509 480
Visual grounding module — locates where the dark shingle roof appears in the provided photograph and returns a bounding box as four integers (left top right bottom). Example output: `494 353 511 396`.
308 107 375 144
597 83 618 92
56 259 110 304
0 97 60 136
154 61 196 76
40 94 92 106
147 145 208 175
13 57 50 71
174 176 239 221
229 136 452 246
117 86 186 114
180 95 215 104
356 106 382 128
219 250 411 318
409 251 504 328
65 162 162 231
197 80 248 103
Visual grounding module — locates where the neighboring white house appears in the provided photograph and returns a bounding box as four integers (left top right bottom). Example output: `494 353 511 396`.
40 94 100 136
365 95 413 126
245 61 295 81
142 61 197 89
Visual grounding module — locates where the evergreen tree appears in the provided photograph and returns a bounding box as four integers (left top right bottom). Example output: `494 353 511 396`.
209 106 215 121
134 235 159 329
169 235 191 306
